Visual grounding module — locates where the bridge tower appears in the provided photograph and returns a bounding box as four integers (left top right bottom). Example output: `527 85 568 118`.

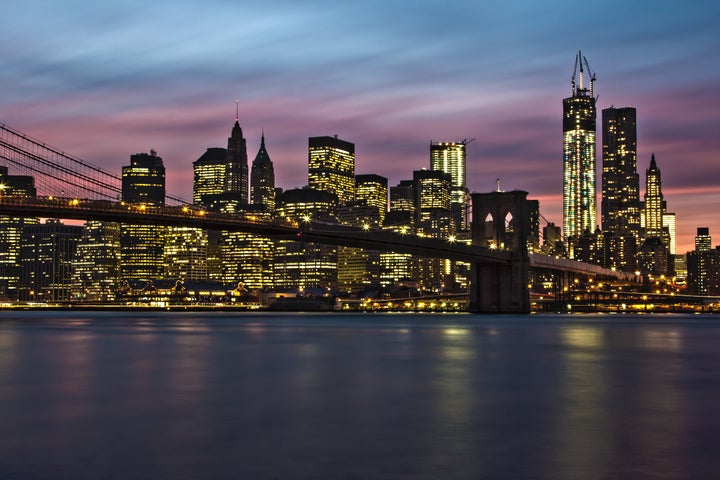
469 190 530 313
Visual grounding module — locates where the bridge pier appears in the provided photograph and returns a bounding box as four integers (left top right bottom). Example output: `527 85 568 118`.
468 190 531 314
468 255 529 313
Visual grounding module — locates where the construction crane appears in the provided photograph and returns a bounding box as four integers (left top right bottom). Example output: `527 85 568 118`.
571 50 596 98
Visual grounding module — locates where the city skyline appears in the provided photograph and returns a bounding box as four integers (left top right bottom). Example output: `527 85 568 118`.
2 1 719 252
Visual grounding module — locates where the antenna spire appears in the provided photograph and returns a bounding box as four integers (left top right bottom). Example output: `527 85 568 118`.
235 99 239 122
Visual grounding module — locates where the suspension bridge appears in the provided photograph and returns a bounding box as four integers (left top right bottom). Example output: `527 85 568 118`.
0 122 638 312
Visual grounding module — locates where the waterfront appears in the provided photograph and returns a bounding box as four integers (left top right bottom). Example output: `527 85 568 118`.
1 312 719 479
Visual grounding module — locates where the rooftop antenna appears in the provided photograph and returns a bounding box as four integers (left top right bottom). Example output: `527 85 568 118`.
235 99 239 122
571 50 596 98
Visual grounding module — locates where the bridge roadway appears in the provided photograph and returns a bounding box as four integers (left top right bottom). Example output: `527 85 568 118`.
0 196 636 281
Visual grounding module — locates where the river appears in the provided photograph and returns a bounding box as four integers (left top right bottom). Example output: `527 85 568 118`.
1 311 719 479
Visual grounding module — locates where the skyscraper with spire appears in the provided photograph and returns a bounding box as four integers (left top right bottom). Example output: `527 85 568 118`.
226 104 249 203
250 133 275 213
643 154 664 239
563 51 597 241
639 154 674 275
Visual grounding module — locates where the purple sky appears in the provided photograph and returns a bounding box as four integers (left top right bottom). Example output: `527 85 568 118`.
2 0 720 252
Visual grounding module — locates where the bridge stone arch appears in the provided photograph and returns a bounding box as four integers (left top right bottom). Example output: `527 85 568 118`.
469 190 530 313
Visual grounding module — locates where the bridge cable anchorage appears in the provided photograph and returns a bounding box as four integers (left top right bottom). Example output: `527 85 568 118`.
0 123 190 205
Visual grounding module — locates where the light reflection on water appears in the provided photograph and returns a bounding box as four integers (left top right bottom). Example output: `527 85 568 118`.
0 311 718 479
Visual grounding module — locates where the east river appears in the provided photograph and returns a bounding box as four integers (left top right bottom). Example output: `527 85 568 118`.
1 311 719 479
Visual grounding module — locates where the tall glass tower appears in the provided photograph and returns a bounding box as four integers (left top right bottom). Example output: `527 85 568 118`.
601 106 639 236
430 141 467 206
563 51 597 240
121 151 166 283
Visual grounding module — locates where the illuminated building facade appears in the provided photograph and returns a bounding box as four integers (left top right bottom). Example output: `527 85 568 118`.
218 204 274 290
643 154 664 239
71 221 120 301
121 151 166 283
19 219 82 302
696 227 711 252
663 212 676 255
355 174 388 225
381 182 415 288
121 151 165 204
687 228 716 295
389 180 415 222
308 136 355 204
164 227 208 281
193 147 228 206
337 202 382 294
250 133 275 213
413 169 452 226
563 51 597 241
430 141 469 227
274 188 338 290
226 116 249 203
0 166 38 299
602 107 640 236
413 169 453 291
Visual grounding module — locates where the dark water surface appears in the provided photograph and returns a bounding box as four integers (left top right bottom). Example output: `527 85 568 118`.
1 311 719 479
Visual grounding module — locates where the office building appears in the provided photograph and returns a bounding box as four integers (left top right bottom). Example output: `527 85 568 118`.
193 147 228 206
121 151 165 204
687 228 717 295
71 221 120 301
601 107 640 236
164 227 208 281
308 136 355 204
563 51 597 241
431 141 469 227
413 169 452 227
274 188 338 290
226 114 249 203
355 174 388 225
19 219 82 302
250 133 275 213
389 180 415 222
0 166 38 299
643 154 665 240
121 151 166 283
337 202 382 295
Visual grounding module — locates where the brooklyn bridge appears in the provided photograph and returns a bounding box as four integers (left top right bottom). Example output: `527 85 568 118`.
0 122 637 313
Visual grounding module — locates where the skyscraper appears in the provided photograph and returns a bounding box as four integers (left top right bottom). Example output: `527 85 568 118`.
274 188 338 290
695 227 711 252
563 51 597 240
601 106 639 236
0 166 38 299
687 228 716 295
71 221 120 302
250 133 275 213
308 135 355 204
193 147 228 206
121 151 165 204
355 174 388 225
643 154 665 239
413 169 452 227
226 114 249 203
19 219 82 302
638 154 673 275
121 151 166 283
430 141 469 227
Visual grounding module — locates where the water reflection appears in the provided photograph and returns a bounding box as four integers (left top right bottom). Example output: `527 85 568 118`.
0 312 717 479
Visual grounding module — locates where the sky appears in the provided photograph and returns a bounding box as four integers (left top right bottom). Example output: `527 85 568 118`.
2 0 719 252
